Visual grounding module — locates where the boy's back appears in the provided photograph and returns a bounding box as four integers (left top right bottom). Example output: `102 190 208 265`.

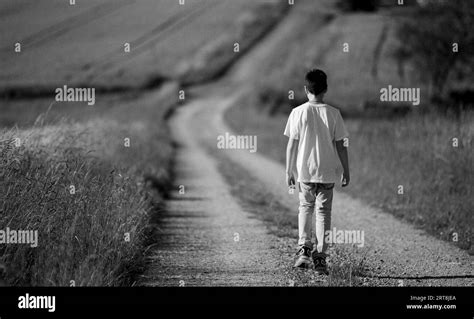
284 101 348 183
284 69 350 273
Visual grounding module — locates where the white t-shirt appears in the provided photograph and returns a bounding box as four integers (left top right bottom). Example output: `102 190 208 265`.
284 101 349 183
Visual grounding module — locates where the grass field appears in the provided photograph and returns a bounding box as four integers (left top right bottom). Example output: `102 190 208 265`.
0 84 178 286
239 2 422 116
0 0 288 121
0 0 281 88
224 1 474 252
176 1 289 85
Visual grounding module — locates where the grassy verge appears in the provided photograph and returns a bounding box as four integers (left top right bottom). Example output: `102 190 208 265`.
0 84 178 286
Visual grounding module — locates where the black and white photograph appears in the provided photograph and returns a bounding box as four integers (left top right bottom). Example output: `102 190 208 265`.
0 0 473 315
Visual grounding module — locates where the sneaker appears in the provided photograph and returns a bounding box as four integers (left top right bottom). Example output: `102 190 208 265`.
294 246 312 268
313 255 329 275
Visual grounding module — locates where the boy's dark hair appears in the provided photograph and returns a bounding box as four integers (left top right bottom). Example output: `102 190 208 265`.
305 69 327 95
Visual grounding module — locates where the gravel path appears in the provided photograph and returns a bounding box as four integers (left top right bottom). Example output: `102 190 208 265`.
139 98 290 286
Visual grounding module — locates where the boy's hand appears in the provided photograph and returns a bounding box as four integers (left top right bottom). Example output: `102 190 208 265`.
341 172 350 187
286 172 296 187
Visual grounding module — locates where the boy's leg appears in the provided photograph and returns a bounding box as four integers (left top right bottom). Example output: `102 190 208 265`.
295 182 316 268
312 183 334 275
298 182 316 249
313 183 334 257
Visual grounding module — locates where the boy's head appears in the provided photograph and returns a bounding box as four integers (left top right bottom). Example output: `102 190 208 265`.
305 69 327 96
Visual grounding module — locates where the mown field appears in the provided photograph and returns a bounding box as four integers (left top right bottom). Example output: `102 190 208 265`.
225 1 473 252
0 0 282 88
0 0 288 124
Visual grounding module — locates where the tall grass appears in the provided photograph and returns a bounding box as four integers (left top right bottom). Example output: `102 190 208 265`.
344 112 473 250
0 87 176 286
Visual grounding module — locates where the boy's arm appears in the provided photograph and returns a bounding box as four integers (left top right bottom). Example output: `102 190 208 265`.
285 138 298 187
335 139 350 187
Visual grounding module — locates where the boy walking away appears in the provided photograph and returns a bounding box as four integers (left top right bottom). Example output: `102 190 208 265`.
284 69 350 275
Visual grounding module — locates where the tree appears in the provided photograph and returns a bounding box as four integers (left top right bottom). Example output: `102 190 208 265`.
394 0 474 101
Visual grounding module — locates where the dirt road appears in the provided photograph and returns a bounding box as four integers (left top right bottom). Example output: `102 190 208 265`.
139 97 290 286
140 4 473 287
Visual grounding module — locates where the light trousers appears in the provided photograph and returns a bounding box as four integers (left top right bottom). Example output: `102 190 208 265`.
298 182 334 257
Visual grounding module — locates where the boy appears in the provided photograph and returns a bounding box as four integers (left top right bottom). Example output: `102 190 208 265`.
284 69 350 275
